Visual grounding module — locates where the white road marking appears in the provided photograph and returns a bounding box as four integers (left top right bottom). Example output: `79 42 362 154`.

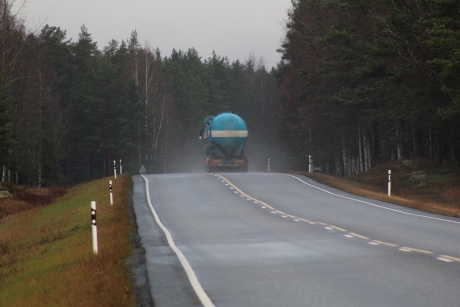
218 173 458 265
141 175 214 307
234 191 238 193
230 187 234 189
286 174 460 225
437 257 454 263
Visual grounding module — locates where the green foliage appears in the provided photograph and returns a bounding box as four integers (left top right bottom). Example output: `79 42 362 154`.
0 79 18 169
278 0 460 176
422 0 460 118
0 2 286 183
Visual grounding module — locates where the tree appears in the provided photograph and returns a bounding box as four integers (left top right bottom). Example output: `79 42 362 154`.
277 0 460 175
0 77 17 180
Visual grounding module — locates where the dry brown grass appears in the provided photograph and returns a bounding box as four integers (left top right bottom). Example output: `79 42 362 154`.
0 174 134 306
0 185 68 219
292 161 460 218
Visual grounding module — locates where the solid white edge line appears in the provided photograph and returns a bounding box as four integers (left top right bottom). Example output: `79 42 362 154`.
285 174 460 225
141 175 215 307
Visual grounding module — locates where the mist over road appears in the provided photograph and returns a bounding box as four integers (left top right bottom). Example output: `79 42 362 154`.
132 173 460 307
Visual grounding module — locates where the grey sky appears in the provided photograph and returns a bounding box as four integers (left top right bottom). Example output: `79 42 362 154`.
17 0 292 69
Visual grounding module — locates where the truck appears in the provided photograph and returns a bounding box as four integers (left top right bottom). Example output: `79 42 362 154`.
199 112 249 172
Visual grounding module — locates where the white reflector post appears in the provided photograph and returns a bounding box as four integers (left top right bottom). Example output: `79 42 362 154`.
309 155 312 173
119 159 123 174
388 170 392 197
109 180 113 205
91 201 98 255
268 158 270 173
113 160 117 179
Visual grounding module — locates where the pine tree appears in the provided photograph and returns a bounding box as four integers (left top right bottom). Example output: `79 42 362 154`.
0 78 18 180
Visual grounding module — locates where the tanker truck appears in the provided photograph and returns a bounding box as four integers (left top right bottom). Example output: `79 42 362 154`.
199 112 249 172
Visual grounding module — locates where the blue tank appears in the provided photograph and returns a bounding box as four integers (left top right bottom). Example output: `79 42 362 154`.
200 112 248 172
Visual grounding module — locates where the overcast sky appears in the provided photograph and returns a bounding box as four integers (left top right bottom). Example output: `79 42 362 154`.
16 0 292 69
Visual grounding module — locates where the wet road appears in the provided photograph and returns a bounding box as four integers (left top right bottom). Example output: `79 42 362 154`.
132 173 460 307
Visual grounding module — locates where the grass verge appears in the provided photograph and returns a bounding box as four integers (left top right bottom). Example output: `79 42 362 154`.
0 174 134 306
291 159 460 218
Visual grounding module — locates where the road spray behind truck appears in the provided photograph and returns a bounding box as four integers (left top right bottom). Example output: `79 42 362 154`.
199 112 249 172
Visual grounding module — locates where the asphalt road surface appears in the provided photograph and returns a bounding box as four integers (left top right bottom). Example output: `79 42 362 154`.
132 173 460 307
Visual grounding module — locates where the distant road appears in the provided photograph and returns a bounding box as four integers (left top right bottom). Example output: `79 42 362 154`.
132 173 460 307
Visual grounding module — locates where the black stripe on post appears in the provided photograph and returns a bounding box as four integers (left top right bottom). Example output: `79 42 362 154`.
91 208 97 226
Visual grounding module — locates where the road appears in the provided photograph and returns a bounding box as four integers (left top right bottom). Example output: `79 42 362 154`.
132 172 460 307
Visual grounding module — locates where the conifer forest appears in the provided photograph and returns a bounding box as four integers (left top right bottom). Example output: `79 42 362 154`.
0 0 459 186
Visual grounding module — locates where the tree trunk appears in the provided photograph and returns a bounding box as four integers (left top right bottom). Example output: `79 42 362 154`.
341 137 347 177
429 127 433 159
396 128 403 160
363 133 370 172
358 124 363 173
164 107 169 174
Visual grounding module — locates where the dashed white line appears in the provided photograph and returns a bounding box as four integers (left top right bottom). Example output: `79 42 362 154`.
437 257 454 263
219 173 459 267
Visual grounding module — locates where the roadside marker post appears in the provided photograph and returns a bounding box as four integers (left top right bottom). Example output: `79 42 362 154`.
309 155 312 173
113 160 117 179
109 180 113 205
91 201 98 255
119 159 123 174
388 170 391 196
268 158 270 172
